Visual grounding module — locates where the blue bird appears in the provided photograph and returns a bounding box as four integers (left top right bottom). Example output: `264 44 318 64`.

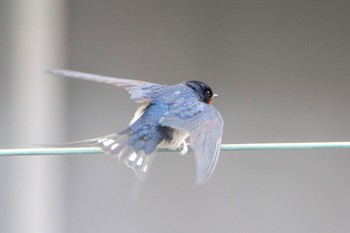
49 69 224 185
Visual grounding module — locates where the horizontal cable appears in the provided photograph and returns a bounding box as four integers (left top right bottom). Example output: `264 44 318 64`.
0 142 350 156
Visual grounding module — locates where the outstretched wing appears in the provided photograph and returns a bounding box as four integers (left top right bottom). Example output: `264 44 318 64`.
48 69 161 103
160 98 224 185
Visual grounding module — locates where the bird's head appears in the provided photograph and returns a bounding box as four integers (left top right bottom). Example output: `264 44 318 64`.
185 80 218 104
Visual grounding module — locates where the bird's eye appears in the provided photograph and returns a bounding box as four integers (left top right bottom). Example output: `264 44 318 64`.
206 90 212 97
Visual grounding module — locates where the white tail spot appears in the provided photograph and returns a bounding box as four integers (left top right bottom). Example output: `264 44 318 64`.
97 138 108 143
111 143 119 150
103 139 115 146
136 157 143 166
142 164 148 173
128 153 137 162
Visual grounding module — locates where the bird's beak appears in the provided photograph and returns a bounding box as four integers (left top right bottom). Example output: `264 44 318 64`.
209 94 218 104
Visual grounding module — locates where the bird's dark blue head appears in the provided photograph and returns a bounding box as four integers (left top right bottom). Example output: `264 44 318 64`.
185 80 216 104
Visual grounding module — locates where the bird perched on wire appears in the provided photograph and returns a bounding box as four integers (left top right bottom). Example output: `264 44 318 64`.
48 69 224 185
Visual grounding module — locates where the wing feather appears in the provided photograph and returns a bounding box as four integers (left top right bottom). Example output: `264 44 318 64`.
160 100 223 185
48 69 161 103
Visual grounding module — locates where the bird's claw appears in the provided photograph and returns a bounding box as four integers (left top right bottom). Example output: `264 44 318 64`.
180 141 189 155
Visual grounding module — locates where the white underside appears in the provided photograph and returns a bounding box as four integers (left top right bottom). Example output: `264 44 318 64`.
158 129 189 155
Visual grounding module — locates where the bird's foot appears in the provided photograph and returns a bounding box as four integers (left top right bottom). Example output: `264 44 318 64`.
180 141 189 155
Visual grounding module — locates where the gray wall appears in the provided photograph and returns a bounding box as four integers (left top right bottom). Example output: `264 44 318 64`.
2 0 350 233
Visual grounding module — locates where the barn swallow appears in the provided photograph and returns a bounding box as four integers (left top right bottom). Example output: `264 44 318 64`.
49 69 223 185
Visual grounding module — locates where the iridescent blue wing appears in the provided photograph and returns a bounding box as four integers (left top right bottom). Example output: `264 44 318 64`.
160 98 224 185
48 69 161 103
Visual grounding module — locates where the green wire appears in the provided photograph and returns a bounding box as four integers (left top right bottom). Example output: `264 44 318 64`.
0 142 350 156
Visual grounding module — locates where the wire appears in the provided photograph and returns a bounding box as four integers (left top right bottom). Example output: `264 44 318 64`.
1 142 350 156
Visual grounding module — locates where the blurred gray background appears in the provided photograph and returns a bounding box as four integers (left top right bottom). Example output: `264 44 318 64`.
1 0 350 233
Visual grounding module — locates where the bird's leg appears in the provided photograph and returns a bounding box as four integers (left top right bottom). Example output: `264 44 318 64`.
180 140 189 155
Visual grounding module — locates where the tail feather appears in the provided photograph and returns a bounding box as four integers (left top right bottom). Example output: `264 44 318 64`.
38 133 154 182
125 150 155 181
93 134 129 156
118 145 136 162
